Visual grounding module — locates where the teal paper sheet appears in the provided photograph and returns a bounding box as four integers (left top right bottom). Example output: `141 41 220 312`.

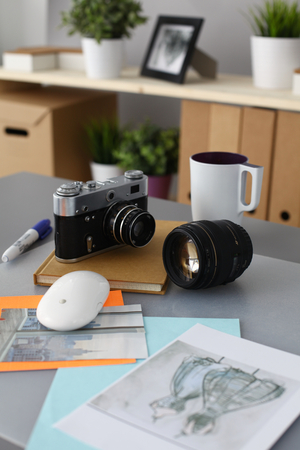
26 317 240 450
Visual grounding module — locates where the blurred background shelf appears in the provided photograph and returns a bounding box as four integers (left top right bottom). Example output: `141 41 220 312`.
1 67 300 227
1 67 300 111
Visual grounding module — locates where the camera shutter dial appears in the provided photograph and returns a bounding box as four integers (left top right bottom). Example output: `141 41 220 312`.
86 181 97 189
56 182 81 197
125 170 143 179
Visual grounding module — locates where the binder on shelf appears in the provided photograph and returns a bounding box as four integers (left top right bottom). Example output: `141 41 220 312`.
268 110 300 226
177 100 210 204
239 107 276 220
177 101 242 204
208 103 242 154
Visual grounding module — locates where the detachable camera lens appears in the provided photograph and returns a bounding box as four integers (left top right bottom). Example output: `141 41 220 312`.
162 220 253 289
104 201 156 248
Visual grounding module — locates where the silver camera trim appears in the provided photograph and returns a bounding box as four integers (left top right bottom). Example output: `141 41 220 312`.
53 173 148 217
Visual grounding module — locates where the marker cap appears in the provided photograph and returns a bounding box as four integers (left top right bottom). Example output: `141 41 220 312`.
32 219 52 239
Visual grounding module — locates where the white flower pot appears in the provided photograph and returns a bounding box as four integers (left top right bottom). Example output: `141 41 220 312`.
90 161 123 181
251 36 300 89
81 37 124 79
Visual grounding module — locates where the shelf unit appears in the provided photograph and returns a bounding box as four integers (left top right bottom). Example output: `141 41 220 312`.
1 66 300 226
1 66 300 110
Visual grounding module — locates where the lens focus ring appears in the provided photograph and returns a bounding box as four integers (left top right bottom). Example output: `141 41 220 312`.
104 201 155 248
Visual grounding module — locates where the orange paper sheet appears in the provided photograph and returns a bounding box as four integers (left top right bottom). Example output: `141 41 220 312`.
0 291 136 372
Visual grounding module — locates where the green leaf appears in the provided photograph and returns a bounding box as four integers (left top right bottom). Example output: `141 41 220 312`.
59 0 148 42
84 116 121 164
113 119 179 176
243 0 300 37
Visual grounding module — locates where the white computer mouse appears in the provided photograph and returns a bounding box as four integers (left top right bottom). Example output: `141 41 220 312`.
36 271 110 331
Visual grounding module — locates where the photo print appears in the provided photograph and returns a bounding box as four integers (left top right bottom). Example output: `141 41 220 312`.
141 16 204 84
147 24 194 75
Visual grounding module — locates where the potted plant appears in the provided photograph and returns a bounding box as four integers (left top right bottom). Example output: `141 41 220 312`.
60 0 147 79
244 0 300 89
113 120 179 199
85 117 123 180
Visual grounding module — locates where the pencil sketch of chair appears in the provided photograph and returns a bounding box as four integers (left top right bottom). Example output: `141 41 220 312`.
150 355 229 419
182 366 285 436
183 368 284 434
150 354 285 437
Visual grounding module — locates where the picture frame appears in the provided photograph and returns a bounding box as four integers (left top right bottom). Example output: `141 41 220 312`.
141 16 204 84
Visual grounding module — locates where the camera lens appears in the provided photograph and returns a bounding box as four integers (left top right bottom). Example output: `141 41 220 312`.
162 220 253 289
104 201 156 248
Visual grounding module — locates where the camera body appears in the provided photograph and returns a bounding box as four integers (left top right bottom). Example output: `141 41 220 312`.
54 170 151 262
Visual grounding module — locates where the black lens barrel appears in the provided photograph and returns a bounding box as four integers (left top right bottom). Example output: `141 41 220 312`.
162 220 253 290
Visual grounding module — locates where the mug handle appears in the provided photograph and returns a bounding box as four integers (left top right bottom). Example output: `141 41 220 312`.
238 163 264 213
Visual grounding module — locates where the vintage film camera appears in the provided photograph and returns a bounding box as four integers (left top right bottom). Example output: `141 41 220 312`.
53 170 156 262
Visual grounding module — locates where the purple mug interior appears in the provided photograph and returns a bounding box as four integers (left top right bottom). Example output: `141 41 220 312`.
191 152 248 165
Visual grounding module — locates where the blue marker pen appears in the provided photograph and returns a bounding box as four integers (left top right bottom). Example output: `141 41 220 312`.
1 219 52 262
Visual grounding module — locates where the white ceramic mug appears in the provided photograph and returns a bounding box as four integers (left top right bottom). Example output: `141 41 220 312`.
190 152 264 225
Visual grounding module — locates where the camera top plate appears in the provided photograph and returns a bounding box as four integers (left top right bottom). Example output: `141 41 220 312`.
53 172 148 217
56 181 102 197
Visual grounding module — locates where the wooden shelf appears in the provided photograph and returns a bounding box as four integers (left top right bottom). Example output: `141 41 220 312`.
1 66 300 111
1 65 300 226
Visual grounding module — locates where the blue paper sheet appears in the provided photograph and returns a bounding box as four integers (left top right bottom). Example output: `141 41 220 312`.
26 317 240 450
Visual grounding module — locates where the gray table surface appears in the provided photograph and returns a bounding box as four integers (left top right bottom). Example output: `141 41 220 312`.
0 172 300 450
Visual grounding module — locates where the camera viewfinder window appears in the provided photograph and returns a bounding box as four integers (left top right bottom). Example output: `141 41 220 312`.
131 185 140 194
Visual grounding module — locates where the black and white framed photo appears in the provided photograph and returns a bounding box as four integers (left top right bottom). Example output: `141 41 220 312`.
141 16 204 84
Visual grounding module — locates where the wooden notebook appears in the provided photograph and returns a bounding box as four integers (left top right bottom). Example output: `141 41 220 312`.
33 220 184 295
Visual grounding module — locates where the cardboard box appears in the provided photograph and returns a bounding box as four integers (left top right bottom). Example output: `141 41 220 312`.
268 110 300 226
0 86 117 180
239 107 276 220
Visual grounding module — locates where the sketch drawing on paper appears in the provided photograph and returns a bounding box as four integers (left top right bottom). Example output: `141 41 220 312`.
87 340 298 450
150 356 229 419
150 354 285 437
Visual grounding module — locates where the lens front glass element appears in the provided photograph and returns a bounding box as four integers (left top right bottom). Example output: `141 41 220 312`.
176 236 200 281
104 201 155 248
126 212 155 247
173 236 200 282
132 221 144 238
